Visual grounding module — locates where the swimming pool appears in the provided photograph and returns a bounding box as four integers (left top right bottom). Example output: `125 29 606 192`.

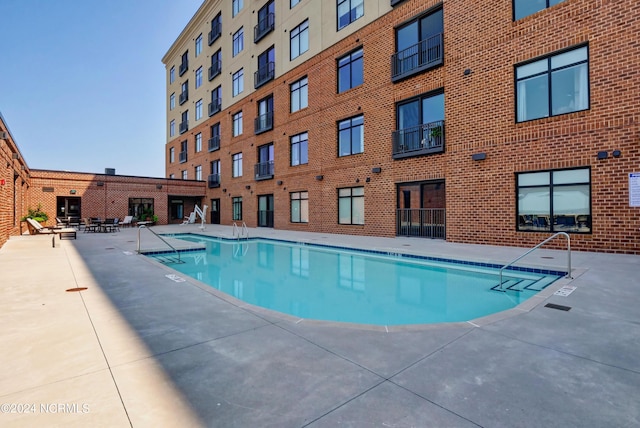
148 234 564 326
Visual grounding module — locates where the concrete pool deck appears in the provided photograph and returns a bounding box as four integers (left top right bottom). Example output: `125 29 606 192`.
1 224 638 427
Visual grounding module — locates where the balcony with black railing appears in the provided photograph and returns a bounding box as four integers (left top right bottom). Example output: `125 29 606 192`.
254 13 275 43
179 121 189 134
254 62 275 89
208 98 221 117
208 60 221 81
208 135 220 152
208 21 221 45
254 160 274 180
392 120 444 159
179 90 188 105
179 61 188 76
207 173 220 188
179 151 187 163
391 33 443 82
396 208 445 238
254 111 273 134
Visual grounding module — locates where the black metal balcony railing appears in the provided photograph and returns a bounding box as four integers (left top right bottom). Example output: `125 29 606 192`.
207 173 220 188
254 111 274 134
254 160 274 180
179 90 188 105
254 13 275 43
254 62 275 89
179 120 188 134
208 135 220 152
208 21 221 45
391 33 443 82
208 99 222 117
179 151 187 163
179 61 188 76
396 208 445 238
208 61 221 81
392 120 444 159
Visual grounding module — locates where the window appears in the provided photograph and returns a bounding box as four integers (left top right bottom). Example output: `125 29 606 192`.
233 27 244 57
169 147 175 163
209 13 222 45
209 160 221 187
232 197 243 220
255 1 275 43
210 49 222 80
338 115 364 156
337 0 364 30
291 191 309 223
195 67 203 88
394 90 445 155
182 170 188 180
195 132 202 152
180 51 189 76
170 66 175 83
195 99 203 120
514 0 566 20
180 110 189 134
195 165 202 181
180 140 188 163
169 120 175 137
291 0 301 7
290 76 308 112
290 132 308 166
195 34 202 56
290 20 309 60
210 85 222 116
180 80 189 105
129 198 154 219
338 48 363 93
232 0 243 17
169 173 175 179
232 152 243 177
392 8 443 81
233 111 243 136
256 143 274 179
255 95 273 134
517 167 591 233
170 93 175 110
516 45 589 122
255 46 275 89
232 69 244 96
338 187 364 225
209 122 220 151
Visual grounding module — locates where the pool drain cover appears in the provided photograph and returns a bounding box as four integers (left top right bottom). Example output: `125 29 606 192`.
66 287 88 292
545 303 571 311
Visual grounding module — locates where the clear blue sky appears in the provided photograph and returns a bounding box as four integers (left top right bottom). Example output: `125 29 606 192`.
0 0 203 177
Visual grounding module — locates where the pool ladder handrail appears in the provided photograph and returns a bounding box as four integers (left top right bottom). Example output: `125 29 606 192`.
498 232 572 289
137 225 181 262
232 221 249 240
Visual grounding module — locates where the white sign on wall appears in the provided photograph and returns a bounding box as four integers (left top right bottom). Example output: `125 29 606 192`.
630 173 640 207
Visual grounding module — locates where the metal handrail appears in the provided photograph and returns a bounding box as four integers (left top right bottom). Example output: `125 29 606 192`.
137 225 181 262
499 232 572 289
232 222 249 240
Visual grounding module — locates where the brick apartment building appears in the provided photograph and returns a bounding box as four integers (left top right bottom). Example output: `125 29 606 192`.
163 0 640 254
0 112 205 249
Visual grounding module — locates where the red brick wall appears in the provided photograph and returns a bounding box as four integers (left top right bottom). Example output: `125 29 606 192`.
165 0 640 253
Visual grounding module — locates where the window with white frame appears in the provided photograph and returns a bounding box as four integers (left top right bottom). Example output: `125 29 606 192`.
290 191 309 223
169 120 175 137
195 34 202 56
232 152 243 177
516 45 589 122
170 93 175 110
232 111 243 136
290 20 309 60
232 69 244 96
338 186 364 225
232 0 243 17
290 76 308 112
195 99 203 120
513 0 566 21
169 147 175 163
170 66 175 83
195 132 202 152
233 27 244 57
182 170 188 180
195 67 203 88
338 115 364 156
290 132 308 166
195 165 202 181
517 167 591 233
337 0 364 30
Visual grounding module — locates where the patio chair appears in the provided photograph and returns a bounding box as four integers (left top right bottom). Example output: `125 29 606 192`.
83 218 98 233
26 218 76 240
182 212 196 225
120 215 134 228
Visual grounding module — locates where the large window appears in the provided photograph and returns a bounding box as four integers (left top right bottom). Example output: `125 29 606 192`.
291 191 309 223
232 111 243 136
338 187 364 225
337 0 364 30
232 152 243 177
290 76 308 112
516 45 589 122
290 132 308 166
232 69 244 96
338 48 363 93
210 85 222 116
195 165 202 181
514 0 566 20
338 115 364 157
129 198 154 219
256 95 273 134
195 132 202 152
392 8 443 80
195 99 203 120
195 34 202 56
394 90 444 155
233 27 244 57
195 67 203 88
232 197 243 220
210 49 222 81
255 46 275 88
290 20 309 60
517 167 591 233
232 0 243 17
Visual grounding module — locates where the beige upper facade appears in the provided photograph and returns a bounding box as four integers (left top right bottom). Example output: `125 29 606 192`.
162 0 392 143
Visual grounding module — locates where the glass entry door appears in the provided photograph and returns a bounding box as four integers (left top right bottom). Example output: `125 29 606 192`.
257 194 274 227
210 198 220 224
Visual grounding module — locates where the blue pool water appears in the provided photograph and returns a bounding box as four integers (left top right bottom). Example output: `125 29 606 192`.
148 235 563 326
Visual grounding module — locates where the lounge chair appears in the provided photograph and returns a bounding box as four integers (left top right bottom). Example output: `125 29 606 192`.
182 212 196 225
26 218 77 240
120 215 134 228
